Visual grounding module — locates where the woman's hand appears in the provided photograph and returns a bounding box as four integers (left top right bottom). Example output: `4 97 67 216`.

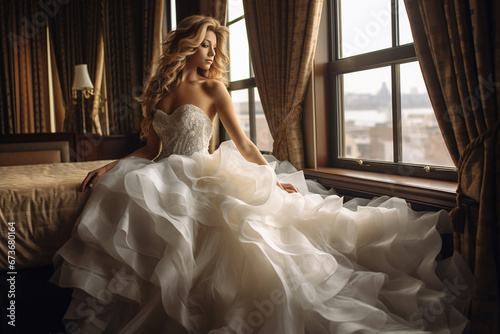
277 181 298 194
79 126 160 192
80 161 118 192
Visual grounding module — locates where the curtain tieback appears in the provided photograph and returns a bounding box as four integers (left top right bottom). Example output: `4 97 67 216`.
272 105 303 155
450 119 500 233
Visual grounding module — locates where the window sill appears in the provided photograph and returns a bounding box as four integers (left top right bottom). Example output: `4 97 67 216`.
303 168 458 211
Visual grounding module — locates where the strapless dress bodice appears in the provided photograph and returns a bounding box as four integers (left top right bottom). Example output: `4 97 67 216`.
152 104 212 160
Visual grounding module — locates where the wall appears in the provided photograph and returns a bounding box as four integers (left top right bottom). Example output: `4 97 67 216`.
303 0 330 169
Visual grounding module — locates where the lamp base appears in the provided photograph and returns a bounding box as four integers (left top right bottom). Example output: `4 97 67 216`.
72 89 93 134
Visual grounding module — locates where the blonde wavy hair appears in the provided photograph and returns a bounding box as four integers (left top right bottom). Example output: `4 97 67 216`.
137 15 229 140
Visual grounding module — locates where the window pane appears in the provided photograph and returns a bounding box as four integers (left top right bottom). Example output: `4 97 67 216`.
398 0 413 45
231 89 250 139
339 0 392 58
229 20 250 81
343 67 393 162
254 88 273 152
228 0 244 22
400 62 454 167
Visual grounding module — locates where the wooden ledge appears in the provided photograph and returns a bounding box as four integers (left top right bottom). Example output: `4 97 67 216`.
304 168 458 211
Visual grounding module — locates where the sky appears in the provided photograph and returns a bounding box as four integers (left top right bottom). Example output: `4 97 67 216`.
339 0 426 95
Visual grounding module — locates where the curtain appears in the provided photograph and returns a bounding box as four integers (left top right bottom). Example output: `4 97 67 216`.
404 0 500 332
102 0 163 135
0 0 51 134
242 0 323 170
200 0 227 24
48 34 66 132
49 0 102 133
1 0 163 136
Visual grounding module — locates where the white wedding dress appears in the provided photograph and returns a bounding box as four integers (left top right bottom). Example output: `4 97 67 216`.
52 104 471 334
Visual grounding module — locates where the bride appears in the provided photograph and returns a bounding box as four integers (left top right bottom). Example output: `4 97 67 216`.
52 15 471 333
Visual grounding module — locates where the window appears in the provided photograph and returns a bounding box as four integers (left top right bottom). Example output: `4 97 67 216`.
226 0 273 152
329 0 456 180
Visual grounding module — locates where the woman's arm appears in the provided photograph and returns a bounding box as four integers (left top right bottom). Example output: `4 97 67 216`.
211 81 297 193
80 123 161 191
212 81 268 165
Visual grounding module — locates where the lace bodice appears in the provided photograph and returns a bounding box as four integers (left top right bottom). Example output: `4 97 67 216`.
152 104 212 161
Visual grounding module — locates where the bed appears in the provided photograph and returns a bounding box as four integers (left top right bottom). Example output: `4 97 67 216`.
0 160 114 270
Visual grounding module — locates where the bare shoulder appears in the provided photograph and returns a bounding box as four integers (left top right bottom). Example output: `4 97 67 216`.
200 79 231 114
201 79 227 96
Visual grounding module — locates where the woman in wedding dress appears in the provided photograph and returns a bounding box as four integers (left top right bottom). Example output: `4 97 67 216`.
52 15 471 334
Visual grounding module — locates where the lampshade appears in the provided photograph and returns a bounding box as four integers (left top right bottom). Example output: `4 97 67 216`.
72 64 94 90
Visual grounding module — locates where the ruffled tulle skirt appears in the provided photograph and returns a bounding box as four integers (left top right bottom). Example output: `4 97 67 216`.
51 141 471 333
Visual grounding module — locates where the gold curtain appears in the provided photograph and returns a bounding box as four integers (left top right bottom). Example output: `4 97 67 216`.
200 0 227 24
102 0 163 135
404 0 500 331
49 0 103 134
242 0 323 170
0 0 50 134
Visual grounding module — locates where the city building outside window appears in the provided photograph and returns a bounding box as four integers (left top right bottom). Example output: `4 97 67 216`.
329 0 456 180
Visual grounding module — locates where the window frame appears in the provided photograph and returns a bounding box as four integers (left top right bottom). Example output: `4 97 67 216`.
226 14 257 143
225 10 273 153
328 0 457 182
